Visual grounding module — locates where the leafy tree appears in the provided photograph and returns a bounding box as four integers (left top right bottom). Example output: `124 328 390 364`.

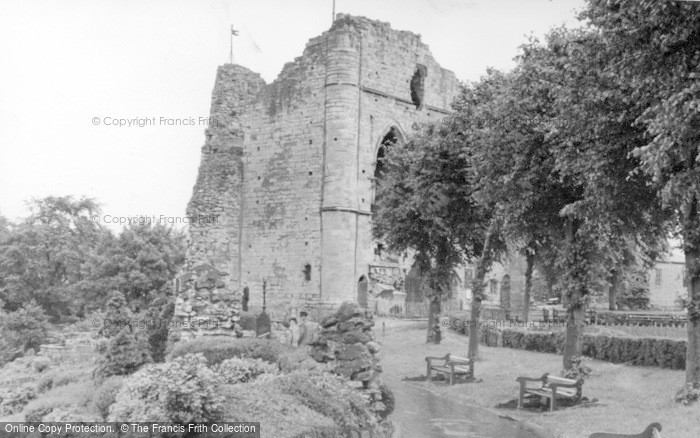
0 196 108 319
142 296 175 362
82 223 185 309
581 0 700 390
2 300 50 352
372 124 494 344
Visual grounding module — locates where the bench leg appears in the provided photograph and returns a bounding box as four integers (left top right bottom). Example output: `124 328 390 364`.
518 383 524 410
426 363 431 382
449 372 454 385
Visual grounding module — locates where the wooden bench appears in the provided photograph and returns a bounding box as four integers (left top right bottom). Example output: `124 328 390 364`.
425 354 474 385
517 373 583 411
589 422 662 438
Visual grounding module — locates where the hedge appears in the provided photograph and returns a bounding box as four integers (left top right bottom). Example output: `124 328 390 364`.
499 329 686 370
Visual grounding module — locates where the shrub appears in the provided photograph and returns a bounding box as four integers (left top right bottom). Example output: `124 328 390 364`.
501 329 566 354
220 381 335 438
36 366 88 393
0 383 36 415
2 300 50 352
32 357 51 373
169 337 293 365
23 380 95 422
274 370 376 429
93 326 151 379
675 383 700 405
214 357 279 385
143 297 174 362
238 311 257 331
92 376 124 420
0 336 19 367
108 353 223 423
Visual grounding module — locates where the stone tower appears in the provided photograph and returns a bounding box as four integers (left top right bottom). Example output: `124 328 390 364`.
181 15 460 318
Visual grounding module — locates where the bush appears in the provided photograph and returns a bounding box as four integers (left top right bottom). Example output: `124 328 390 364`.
238 311 257 331
32 357 51 373
2 300 50 351
0 336 19 367
274 370 376 429
23 380 95 422
108 353 223 423
214 357 279 385
220 381 335 438
36 366 88 393
91 376 124 420
93 326 151 379
675 383 700 405
498 328 687 370
0 383 36 415
169 337 293 365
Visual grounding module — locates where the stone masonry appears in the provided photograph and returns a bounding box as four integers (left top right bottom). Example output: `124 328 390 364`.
181 15 460 315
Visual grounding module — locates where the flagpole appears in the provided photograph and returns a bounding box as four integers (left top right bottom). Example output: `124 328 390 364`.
332 0 336 24
230 25 234 64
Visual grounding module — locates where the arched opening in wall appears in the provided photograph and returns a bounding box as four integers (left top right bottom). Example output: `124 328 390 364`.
358 275 368 308
500 275 511 310
371 127 400 215
242 286 249 312
410 64 427 110
303 264 312 282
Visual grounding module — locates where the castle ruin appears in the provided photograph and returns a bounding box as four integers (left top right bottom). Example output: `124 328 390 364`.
177 15 460 322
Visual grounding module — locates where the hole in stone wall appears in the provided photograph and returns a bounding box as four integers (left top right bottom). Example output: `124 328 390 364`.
362 169 365 173
410 64 427 110
334 138 338 141
309 140 313 144
257 176 261 180
309 171 313 175
305 242 309 246
303 264 312 281
257 147 260 151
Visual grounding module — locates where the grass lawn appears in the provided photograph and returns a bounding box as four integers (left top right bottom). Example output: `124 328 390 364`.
376 317 699 438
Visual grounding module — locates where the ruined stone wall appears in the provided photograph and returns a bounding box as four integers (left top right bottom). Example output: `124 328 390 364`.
185 15 460 316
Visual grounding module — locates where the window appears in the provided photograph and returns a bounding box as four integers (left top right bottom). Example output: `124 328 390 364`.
303 264 312 281
410 64 427 109
655 268 662 286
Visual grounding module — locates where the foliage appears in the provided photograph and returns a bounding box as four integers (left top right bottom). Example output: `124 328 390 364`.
83 222 186 308
238 311 257 331
93 326 151 379
561 356 592 381
220 381 335 438
142 296 175 362
273 370 376 429
2 300 50 351
0 196 107 319
0 383 36 415
36 365 89 393
0 336 19 367
108 353 223 423
99 290 134 339
169 337 293 366
23 380 95 422
499 328 686 370
32 357 50 373
91 376 124 420
675 383 700 406
213 357 279 385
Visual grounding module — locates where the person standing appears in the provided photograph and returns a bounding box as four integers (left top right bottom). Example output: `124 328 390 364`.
288 317 300 346
297 311 318 346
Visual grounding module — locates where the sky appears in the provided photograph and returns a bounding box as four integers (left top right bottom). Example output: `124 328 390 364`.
0 0 586 231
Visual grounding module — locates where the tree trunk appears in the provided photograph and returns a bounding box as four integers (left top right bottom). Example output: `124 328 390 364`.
523 252 534 323
468 218 500 359
427 297 442 344
609 269 621 311
562 218 586 370
683 198 700 386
